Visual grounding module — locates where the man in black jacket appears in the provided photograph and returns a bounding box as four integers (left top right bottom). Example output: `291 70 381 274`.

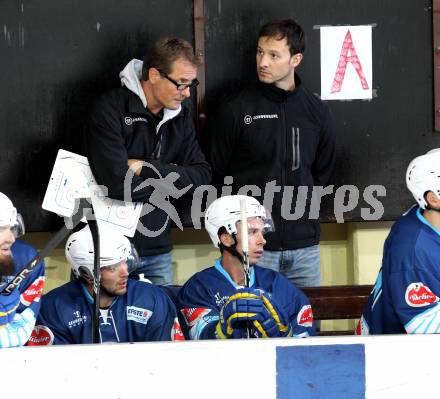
209 20 335 288
84 38 211 285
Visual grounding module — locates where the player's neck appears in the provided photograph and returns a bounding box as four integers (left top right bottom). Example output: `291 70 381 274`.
86 284 113 308
221 254 246 286
273 73 296 92
142 80 164 115
423 208 440 231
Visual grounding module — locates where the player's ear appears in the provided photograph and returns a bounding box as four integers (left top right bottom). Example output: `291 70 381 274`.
426 191 440 208
149 67 161 84
291 53 303 68
219 232 234 248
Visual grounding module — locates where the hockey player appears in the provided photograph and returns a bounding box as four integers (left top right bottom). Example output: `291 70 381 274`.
357 149 440 334
29 225 184 344
177 195 315 339
0 192 45 347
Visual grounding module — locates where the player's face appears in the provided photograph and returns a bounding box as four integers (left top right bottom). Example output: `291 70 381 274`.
152 58 198 110
236 217 266 265
100 260 129 296
256 36 302 91
0 224 15 276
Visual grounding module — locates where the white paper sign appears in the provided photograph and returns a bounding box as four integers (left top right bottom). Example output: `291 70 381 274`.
42 149 142 237
320 25 373 100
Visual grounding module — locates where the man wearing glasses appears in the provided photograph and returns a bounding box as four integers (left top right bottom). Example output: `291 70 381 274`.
84 38 211 286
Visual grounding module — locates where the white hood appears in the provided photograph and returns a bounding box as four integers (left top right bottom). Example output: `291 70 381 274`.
119 59 181 121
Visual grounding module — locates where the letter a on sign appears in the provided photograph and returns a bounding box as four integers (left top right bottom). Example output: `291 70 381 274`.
320 25 373 100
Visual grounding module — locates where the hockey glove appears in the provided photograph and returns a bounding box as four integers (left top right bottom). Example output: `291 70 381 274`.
0 288 20 326
216 289 264 339
251 290 292 338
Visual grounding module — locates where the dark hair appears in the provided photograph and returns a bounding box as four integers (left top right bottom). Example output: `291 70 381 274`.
258 19 306 56
141 37 201 81
217 226 228 253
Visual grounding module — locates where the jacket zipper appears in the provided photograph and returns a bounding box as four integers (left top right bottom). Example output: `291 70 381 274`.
153 122 166 159
292 127 300 171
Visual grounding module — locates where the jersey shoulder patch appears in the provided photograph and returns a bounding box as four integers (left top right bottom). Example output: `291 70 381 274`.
405 282 439 307
27 325 54 346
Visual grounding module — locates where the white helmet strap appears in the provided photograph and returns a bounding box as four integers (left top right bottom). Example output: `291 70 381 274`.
220 233 244 265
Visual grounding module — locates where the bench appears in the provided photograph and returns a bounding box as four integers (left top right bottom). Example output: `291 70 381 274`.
302 285 373 335
161 284 373 337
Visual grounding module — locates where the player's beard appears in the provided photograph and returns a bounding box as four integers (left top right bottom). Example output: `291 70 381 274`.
100 284 125 300
0 255 15 278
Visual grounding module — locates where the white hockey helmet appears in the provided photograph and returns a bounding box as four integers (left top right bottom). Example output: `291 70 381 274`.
406 148 440 209
65 225 139 280
0 192 25 237
205 195 273 248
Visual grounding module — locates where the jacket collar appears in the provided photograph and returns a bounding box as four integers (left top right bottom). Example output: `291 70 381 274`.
258 73 303 103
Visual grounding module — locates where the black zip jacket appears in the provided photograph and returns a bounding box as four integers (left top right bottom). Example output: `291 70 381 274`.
209 78 335 250
84 86 211 256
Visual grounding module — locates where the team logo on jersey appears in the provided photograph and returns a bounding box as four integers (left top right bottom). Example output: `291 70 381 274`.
20 276 45 306
172 317 185 341
124 116 148 126
27 325 54 346
68 311 88 328
126 306 152 325
297 305 313 327
214 292 229 307
181 307 211 326
243 114 278 125
405 282 439 307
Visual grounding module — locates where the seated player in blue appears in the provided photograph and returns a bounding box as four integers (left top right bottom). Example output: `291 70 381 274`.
29 225 184 345
0 192 45 347
178 195 315 339
357 149 440 334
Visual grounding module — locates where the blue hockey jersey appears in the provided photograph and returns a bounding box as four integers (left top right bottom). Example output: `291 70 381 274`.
358 206 440 334
177 260 314 339
0 239 45 347
28 279 184 344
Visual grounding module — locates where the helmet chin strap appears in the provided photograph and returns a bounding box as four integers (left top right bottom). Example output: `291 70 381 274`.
222 234 245 265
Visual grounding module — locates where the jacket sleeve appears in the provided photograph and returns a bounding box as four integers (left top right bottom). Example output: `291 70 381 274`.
139 109 211 192
145 289 185 341
279 276 315 337
312 105 336 187
389 264 440 334
84 95 155 202
208 102 241 187
289 292 316 337
177 276 220 340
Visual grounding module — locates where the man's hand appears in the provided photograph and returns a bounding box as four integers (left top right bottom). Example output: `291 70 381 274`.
127 159 143 176
251 290 292 338
216 289 263 339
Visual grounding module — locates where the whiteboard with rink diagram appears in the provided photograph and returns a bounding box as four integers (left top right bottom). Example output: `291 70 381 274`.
42 149 142 237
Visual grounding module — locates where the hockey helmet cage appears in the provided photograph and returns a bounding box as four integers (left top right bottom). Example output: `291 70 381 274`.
406 148 440 209
204 195 273 248
65 225 139 280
